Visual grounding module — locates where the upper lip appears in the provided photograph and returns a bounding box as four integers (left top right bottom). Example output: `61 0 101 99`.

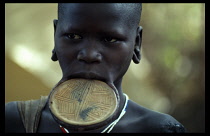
66 72 107 82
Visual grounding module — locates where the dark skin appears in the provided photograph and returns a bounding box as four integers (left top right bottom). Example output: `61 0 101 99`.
5 4 185 133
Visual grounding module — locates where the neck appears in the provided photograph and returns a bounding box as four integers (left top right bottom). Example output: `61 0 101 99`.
113 78 126 121
113 78 125 108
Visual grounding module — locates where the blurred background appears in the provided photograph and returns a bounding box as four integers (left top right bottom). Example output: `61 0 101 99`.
5 3 205 132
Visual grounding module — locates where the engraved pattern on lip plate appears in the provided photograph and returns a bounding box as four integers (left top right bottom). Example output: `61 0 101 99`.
49 79 117 126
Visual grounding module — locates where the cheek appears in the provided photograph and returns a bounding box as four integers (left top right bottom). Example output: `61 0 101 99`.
55 42 77 72
55 36 79 59
108 44 134 74
119 52 133 73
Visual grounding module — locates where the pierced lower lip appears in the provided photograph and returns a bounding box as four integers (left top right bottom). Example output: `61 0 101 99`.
66 72 106 82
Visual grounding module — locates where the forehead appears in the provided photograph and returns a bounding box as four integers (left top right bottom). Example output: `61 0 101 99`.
58 3 136 30
60 3 130 18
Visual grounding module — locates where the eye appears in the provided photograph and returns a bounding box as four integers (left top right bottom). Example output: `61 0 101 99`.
66 33 82 40
104 37 118 43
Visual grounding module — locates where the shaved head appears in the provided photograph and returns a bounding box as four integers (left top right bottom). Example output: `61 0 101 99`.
57 3 142 29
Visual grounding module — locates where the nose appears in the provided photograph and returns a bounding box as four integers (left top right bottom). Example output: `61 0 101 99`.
77 46 102 64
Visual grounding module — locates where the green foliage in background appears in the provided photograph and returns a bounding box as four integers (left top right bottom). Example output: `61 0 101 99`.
126 3 205 132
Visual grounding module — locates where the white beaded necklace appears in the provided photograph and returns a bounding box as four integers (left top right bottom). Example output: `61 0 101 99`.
59 93 129 133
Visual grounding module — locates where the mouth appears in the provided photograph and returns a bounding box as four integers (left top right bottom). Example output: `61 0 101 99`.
65 72 107 83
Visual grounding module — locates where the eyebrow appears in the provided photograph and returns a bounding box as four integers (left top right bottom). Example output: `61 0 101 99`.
97 29 127 39
60 24 85 34
61 24 127 38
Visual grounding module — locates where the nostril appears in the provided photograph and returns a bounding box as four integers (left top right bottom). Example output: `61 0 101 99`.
77 51 84 60
77 50 102 64
95 53 102 61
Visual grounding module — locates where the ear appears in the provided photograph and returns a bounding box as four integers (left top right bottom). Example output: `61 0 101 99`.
132 26 143 64
51 19 58 61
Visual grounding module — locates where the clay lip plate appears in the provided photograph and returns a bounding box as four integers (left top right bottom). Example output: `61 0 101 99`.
49 79 118 126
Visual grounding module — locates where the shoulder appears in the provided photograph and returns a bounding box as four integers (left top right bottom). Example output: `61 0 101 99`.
145 110 186 133
5 101 25 133
126 100 186 133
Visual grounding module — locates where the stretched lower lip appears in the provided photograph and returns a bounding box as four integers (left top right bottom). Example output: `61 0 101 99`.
66 72 107 82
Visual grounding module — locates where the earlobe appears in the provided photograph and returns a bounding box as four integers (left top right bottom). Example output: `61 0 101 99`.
51 49 58 61
52 19 58 61
53 19 58 35
132 26 143 64
132 50 141 64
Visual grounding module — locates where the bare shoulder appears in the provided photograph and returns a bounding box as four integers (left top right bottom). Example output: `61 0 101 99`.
122 100 186 133
5 101 25 133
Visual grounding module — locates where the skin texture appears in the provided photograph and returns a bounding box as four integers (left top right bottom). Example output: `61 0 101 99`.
5 4 186 133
